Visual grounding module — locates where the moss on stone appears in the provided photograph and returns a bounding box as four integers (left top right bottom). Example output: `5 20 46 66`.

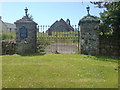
79 15 100 25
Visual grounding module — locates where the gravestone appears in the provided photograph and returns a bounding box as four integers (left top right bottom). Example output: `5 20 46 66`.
14 8 37 54
78 6 100 55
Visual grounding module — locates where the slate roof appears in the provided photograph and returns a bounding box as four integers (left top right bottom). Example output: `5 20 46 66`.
4 22 16 29
48 18 74 32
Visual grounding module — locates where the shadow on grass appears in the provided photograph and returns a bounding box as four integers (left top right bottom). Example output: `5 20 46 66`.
81 54 119 63
94 55 119 63
18 52 46 57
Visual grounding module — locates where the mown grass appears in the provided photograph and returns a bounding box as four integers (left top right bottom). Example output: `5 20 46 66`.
1 54 119 88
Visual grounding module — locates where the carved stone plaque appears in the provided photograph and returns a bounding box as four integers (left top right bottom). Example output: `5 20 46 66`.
19 26 28 38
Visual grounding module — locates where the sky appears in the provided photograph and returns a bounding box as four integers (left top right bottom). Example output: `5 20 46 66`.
0 2 104 26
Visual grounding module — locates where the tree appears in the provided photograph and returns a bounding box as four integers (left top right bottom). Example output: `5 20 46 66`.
28 14 34 21
91 1 120 37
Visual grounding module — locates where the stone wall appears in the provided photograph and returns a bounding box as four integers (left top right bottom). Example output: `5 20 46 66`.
0 40 16 55
99 35 120 56
0 36 119 56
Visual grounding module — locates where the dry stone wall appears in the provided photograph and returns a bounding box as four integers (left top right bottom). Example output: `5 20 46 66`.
0 40 16 55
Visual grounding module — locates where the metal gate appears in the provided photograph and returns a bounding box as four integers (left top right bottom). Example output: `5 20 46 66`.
37 27 80 54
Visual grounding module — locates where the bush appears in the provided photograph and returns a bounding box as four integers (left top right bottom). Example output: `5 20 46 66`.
0 32 16 41
37 45 45 52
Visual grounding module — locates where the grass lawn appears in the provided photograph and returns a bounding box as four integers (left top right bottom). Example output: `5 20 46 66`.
1 54 119 88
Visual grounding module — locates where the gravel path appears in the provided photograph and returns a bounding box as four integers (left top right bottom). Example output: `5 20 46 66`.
45 43 78 54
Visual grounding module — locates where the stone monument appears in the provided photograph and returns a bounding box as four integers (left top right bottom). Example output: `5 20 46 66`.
14 7 37 54
78 6 100 55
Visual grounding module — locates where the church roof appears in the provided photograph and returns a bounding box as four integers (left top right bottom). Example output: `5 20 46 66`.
48 18 74 32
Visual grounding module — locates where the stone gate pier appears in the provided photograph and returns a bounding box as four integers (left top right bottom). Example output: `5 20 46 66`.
78 6 100 55
14 8 38 54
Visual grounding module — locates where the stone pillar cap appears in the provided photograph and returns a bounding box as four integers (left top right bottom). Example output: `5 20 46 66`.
15 16 37 25
78 15 100 25
14 8 37 25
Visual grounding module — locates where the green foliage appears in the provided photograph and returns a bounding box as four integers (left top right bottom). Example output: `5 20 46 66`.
37 39 50 53
91 1 120 36
79 15 99 24
0 32 16 41
28 14 34 20
37 45 45 52
2 54 118 88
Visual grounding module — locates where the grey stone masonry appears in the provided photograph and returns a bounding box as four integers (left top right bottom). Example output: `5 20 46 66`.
78 6 100 55
14 8 37 54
